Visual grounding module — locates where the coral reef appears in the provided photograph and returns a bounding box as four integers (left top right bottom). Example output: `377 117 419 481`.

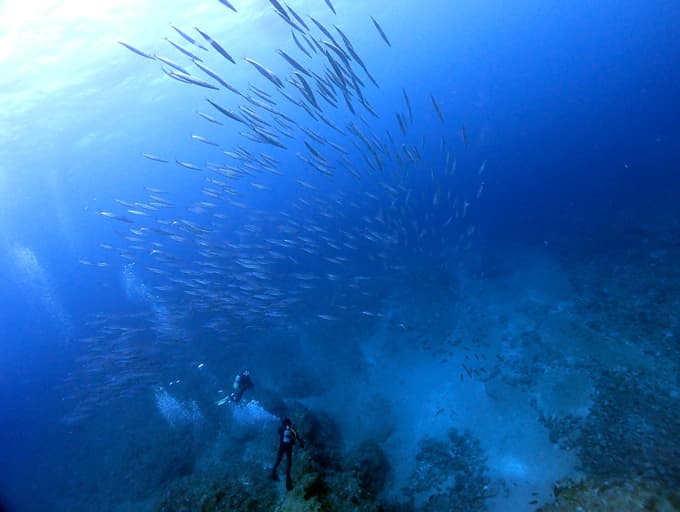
537 478 680 511
156 467 279 512
541 367 680 488
154 404 394 512
403 428 491 512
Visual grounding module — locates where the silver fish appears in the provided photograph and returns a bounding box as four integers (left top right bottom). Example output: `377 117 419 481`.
217 0 238 12
98 211 134 223
402 88 413 123
291 30 312 59
197 112 224 125
277 49 311 77
324 0 336 15
309 16 339 46
142 153 169 163
284 2 310 30
267 0 290 21
193 60 241 95
164 69 219 90
176 160 203 171
155 54 189 75
170 25 208 51
194 27 236 64
165 38 203 62
118 41 154 60
205 98 245 124
191 134 220 146
430 93 445 123
370 16 391 47
244 58 283 88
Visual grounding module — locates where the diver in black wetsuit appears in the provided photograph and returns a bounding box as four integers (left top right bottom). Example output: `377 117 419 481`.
271 417 304 490
230 370 253 403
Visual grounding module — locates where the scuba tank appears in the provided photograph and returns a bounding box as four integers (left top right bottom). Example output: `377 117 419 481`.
282 426 292 444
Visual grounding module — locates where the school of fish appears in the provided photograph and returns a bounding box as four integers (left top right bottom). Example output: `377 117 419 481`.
64 0 488 424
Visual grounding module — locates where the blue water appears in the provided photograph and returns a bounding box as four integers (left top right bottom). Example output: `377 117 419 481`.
1 0 679 510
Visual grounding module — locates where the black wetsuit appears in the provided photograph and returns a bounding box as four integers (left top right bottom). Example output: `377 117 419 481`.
272 422 304 487
231 373 253 402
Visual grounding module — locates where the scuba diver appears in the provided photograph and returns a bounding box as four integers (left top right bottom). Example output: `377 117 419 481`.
271 417 304 490
230 370 253 403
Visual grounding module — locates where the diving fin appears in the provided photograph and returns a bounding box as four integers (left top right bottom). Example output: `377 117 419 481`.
286 474 293 491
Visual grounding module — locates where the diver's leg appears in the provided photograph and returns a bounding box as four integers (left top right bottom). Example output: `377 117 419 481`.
285 446 294 490
271 445 284 480
285 446 293 475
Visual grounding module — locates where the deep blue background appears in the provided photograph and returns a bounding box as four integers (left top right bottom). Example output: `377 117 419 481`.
1 1 678 510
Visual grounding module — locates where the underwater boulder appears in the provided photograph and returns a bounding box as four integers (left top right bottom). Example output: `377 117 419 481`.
346 441 390 498
357 393 396 444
